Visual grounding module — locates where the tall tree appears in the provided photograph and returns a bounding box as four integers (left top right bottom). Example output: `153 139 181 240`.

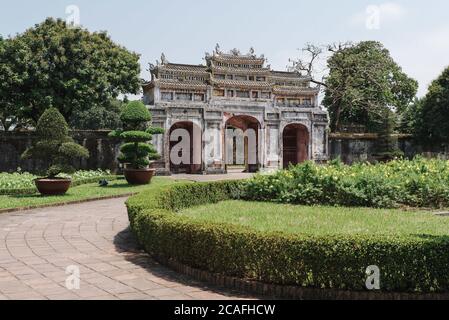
324 41 417 132
291 41 418 132
0 36 31 130
1 18 141 128
409 67 449 145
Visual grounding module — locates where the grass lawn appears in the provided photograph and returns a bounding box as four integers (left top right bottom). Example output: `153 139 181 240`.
178 200 449 237
0 177 175 211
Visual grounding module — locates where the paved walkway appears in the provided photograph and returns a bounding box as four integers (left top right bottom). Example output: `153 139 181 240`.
169 172 254 182
0 197 252 300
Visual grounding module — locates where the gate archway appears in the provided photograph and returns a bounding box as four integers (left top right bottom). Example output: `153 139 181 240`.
168 121 202 174
225 115 260 173
282 123 309 168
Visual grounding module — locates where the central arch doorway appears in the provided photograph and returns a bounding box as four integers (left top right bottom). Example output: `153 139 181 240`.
282 123 309 168
169 121 202 174
225 115 260 173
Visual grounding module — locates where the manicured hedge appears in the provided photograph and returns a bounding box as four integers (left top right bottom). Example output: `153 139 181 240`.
127 181 449 293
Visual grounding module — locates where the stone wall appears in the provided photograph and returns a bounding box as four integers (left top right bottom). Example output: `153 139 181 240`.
0 131 121 173
329 133 449 164
2 131 448 174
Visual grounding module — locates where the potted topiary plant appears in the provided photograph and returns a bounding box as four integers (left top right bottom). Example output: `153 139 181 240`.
109 101 163 184
21 108 90 195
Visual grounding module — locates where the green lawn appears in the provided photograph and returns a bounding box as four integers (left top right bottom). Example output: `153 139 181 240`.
0 177 175 211
178 200 449 237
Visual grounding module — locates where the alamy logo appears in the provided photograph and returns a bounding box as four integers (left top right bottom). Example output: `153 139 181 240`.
66 5 81 28
169 127 265 165
65 265 80 290
366 5 381 30
365 265 380 290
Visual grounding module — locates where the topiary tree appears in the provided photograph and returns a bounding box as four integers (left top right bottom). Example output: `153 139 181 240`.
109 101 163 169
21 107 89 177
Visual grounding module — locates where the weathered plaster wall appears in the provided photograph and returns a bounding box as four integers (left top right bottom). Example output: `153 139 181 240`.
0 131 121 173
329 133 449 164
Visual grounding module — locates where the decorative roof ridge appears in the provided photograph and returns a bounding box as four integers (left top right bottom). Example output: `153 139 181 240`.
271 70 312 80
162 62 207 69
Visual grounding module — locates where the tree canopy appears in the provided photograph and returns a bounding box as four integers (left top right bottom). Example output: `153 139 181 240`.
322 41 418 132
405 67 449 145
0 18 141 130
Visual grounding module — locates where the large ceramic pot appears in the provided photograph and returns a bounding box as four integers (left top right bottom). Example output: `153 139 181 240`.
124 168 155 185
35 178 72 196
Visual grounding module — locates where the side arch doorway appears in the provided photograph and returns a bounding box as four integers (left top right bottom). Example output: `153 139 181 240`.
282 123 309 168
169 121 202 174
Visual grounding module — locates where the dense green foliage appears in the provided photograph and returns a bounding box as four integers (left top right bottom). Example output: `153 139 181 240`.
21 108 89 177
402 67 449 146
109 101 162 169
0 36 30 131
244 158 449 208
127 181 449 293
323 41 417 132
0 169 113 195
0 18 140 130
70 99 125 130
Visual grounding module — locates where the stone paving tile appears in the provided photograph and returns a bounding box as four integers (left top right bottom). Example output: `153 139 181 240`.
0 197 255 300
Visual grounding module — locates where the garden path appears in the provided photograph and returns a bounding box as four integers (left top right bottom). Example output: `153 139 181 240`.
0 197 253 300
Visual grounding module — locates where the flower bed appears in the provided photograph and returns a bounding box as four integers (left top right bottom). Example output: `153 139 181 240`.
0 169 117 195
244 158 449 208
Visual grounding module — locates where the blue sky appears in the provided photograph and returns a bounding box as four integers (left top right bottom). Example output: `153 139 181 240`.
1 0 448 97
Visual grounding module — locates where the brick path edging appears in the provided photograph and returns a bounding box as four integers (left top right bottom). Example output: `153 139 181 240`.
0 193 137 214
155 256 449 300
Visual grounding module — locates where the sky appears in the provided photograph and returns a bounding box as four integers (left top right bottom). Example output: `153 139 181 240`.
0 0 448 98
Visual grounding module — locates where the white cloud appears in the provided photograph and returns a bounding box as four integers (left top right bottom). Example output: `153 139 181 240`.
351 2 406 28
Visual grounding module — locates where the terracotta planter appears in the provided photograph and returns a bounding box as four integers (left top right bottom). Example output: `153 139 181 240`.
124 168 155 185
35 178 72 196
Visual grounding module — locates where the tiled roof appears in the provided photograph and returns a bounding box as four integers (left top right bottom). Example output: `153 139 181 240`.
273 86 320 95
210 53 265 65
270 70 311 80
211 64 270 75
155 79 208 90
212 79 271 89
158 63 209 74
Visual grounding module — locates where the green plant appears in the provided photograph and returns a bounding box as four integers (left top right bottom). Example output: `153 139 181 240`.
244 158 449 208
1 18 140 127
0 169 115 195
21 108 89 178
126 181 449 293
109 101 163 169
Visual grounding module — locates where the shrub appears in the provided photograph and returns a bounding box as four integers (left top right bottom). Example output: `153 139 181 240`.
244 158 449 208
109 101 162 169
0 169 116 195
21 108 89 178
127 181 449 293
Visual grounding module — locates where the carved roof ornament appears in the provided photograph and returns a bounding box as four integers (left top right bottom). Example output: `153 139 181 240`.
230 48 241 56
249 47 255 56
215 43 221 54
161 53 168 65
148 62 156 71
